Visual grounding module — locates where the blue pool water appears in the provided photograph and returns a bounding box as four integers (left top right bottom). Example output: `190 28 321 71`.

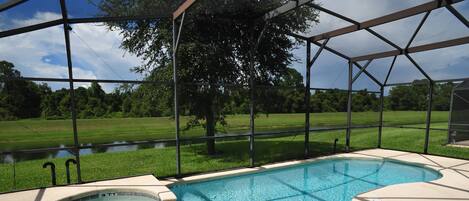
170 158 441 201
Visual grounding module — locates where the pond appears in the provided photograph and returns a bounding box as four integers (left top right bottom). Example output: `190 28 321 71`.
0 141 173 164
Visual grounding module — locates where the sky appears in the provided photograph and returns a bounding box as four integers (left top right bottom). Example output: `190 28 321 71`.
0 0 468 93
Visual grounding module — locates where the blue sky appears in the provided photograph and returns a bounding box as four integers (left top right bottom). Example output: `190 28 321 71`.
0 0 468 92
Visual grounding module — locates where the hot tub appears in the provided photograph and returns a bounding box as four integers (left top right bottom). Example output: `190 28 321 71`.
60 189 160 201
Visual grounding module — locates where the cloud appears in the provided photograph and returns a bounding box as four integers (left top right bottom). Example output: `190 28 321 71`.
11 12 62 27
0 12 144 92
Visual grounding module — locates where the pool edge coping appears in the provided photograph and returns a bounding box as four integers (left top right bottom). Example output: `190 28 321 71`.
161 152 441 186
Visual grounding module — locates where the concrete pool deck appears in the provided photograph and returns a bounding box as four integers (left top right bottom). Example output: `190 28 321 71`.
1 149 468 201
350 149 469 201
0 175 176 201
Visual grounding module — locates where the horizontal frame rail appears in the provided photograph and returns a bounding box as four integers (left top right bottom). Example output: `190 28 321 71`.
385 77 469 87
1 77 385 93
0 16 169 38
0 0 26 12
384 125 448 131
352 36 469 62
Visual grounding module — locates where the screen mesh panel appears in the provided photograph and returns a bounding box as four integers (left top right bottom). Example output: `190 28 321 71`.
449 81 469 144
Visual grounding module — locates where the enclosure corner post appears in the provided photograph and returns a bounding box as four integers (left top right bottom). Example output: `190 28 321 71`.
304 41 311 158
378 86 384 148
424 81 434 154
59 0 81 183
346 60 353 152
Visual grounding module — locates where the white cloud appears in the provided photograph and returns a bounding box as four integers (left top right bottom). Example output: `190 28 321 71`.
11 12 61 27
0 12 144 92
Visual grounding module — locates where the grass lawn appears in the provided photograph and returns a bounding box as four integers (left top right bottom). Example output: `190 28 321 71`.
0 111 449 151
1 111 468 193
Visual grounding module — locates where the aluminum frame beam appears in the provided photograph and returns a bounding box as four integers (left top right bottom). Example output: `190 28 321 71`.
15 77 166 84
0 0 26 12
406 54 433 82
172 12 186 176
68 15 169 24
264 0 313 20
304 38 329 158
0 15 169 38
353 61 383 87
424 83 434 154
308 0 462 42
311 87 380 94
248 22 270 167
383 56 398 86
352 60 373 84
305 41 312 158
3 76 385 93
377 86 384 148
351 36 469 62
59 0 82 183
346 60 353 152
446 5 469 28
385 77 469 87
406 11 431 50
0 19 63 38
173 0 196 20
307 3 402 51
286 32 383 87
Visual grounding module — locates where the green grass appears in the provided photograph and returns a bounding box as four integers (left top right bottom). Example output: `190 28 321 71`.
0 111 449 151
1 111 468 193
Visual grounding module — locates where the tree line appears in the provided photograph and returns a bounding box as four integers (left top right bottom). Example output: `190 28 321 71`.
0 60 454 121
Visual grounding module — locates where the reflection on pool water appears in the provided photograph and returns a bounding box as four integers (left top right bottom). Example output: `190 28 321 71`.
170 158 441 201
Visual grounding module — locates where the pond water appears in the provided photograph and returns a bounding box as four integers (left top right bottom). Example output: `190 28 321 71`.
0 141 173 164
0 137 245 164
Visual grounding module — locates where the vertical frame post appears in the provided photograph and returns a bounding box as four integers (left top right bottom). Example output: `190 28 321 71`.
304 38 329 157
304 41 311 158
378 86 384 148
424 82 434 154
247 21 270 166
346 60 353 152
249 45 255 168
172 13 185 176
59 0 81 183
447 87 455 144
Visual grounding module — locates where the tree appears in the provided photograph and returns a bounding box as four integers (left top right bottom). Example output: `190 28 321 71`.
387 80 452 111
98 0 318 154
257 68 305 114
433 82 453 111
0 61 45 120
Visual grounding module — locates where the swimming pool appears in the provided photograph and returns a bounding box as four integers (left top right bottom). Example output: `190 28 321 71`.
170 157 441 201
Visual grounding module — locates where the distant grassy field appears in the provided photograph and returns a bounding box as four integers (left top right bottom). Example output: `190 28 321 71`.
0 111 449 151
